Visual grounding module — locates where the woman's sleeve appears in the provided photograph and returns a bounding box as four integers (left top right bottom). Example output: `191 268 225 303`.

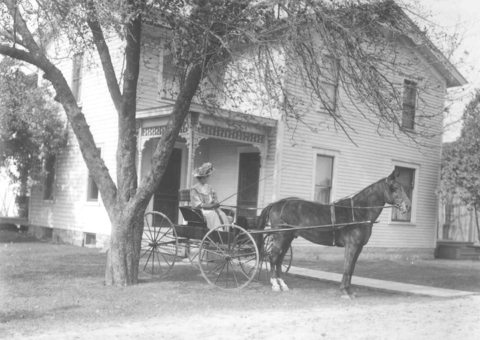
190 188 202 208
212 189 218 202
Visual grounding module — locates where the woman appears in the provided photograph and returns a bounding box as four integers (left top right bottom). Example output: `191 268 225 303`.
190 163 230 229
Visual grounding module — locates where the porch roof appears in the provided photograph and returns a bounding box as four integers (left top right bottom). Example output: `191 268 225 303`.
136 102 278 128
136 102 277 146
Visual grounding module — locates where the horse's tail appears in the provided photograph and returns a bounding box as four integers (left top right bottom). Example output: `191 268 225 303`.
256 203 274 230
255 203 275 256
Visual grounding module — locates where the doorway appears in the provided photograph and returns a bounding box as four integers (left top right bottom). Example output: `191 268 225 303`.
153 148 182 224
236 153 260 227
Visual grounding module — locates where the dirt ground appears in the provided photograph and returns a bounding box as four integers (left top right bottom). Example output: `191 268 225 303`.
1 231 480 340
9 295 480 340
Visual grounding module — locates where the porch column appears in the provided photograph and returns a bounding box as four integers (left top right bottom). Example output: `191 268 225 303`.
137 126 143 186
186 113 200 189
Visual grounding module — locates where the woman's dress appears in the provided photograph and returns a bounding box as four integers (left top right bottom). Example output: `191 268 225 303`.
190 183 229 229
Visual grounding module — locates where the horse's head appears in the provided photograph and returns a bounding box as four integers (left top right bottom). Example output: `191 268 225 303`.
384 171 411 213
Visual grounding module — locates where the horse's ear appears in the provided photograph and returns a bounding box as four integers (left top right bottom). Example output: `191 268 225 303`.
387 170 398 181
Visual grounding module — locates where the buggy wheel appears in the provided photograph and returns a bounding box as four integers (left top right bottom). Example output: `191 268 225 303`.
254 233 293 282
198 224 259 290
139 211 178 278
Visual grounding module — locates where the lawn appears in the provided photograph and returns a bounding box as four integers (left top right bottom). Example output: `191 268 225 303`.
294 257 480 293
1 230 479 339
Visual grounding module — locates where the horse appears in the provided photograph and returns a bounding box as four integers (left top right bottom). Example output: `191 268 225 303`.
256 171 411 299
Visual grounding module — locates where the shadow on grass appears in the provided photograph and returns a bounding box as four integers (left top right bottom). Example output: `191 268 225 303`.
0 305 80 324
0 230 38 243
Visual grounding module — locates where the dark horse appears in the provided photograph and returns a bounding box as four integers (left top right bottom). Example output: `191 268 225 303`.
256 171 411 299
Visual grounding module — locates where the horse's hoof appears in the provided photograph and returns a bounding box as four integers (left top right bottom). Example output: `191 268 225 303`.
272 286 282 292
280 285 290 291
340 293 356 300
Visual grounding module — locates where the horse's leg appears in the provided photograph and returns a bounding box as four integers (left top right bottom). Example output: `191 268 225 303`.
268 233 283 292
275 238 293 291
347 244 364 289
268 233 292 292
340 243 363 299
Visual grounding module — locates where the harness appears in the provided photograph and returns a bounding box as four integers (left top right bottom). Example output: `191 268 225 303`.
278 198 359 246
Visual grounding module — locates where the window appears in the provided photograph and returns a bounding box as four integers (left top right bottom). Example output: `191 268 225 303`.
402 79 417 129
321 56 338 111
444 198 455 225
391 166 415 222
314 155 334 203
159 48 182 100
87 148 100 201
43 154 56 200
84 233 96 246
72 53 84 102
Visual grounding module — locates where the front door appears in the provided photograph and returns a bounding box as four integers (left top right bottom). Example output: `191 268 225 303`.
236 153 260 227
153 148 182 224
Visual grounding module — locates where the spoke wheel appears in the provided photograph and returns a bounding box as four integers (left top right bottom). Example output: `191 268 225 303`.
139 211 178 278
254 233 293 282
198 224 259 290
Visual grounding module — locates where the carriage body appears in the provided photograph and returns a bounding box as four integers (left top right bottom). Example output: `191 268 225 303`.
140 205 292 290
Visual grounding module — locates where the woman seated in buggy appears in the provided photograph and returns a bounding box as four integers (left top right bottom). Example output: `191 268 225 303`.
190 163 230 229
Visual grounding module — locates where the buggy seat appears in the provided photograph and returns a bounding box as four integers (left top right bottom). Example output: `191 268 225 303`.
178 189 235 228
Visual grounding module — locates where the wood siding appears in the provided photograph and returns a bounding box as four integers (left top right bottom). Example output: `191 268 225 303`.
280 42 445 250
29 37 124 236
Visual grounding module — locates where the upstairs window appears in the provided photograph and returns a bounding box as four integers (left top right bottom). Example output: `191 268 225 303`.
321 56 339 111
43 155 56 201
87 148 101 201
391 166 415 222
402 79 417 129
72 53 84 102
314 155 334 203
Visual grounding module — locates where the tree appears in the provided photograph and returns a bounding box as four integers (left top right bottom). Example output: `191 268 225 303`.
439 89 480 235
0 0 460 285
0 57 67 199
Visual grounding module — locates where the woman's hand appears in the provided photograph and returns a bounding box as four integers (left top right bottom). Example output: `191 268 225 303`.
201 201 220 209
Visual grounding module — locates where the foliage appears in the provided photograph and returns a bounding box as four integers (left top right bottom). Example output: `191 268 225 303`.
0 58 67 195
439 89 480 209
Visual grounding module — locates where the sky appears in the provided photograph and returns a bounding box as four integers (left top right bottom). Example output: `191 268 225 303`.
409 0 480 142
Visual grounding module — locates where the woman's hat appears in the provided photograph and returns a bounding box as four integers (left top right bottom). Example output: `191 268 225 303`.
193 162 215 178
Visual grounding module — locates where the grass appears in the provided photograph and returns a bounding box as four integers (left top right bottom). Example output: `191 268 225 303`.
1 231 478 338
294 257 480 293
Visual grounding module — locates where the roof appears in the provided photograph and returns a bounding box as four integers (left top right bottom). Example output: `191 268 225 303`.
379 1 467 88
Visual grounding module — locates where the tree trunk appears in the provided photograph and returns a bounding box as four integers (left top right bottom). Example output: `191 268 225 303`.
105 202 146 286
474 206 480 243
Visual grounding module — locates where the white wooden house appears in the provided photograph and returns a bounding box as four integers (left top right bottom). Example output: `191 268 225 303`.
27 12 466 259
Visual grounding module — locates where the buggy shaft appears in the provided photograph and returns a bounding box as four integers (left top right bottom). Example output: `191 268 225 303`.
248 220 373 235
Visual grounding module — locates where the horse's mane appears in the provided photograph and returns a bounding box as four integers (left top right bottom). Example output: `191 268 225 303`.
276 197 332 207
272 176 388 211
336 176 387 207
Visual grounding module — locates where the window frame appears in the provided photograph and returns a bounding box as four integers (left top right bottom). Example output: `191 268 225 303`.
72 52 84 103
389 162 419 225
305 55 339 114
402 79 417 130
311 148 340 203
43 154 56 201
86 148 101 202
321 55 339 112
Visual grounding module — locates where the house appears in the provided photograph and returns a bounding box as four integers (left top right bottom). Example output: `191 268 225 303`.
437 186 480 260
27 5 466 260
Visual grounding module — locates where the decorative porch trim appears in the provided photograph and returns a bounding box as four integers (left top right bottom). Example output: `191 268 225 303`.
198 124 264 144
141 123 189 137
141 123 265 144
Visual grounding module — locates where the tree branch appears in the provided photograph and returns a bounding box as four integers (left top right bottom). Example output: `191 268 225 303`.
85 0 123 112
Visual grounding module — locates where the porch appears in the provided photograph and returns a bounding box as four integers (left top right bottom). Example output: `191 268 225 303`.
136 104 277 227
